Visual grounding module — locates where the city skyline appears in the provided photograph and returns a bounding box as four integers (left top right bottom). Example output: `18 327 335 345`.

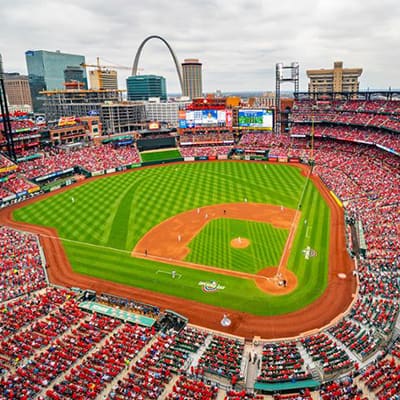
1 0 399 94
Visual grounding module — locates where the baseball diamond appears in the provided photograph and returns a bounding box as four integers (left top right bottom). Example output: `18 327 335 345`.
3 161 356 339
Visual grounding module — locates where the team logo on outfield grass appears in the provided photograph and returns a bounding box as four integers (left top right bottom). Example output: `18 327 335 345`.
302 246 317 260
199 280 225 293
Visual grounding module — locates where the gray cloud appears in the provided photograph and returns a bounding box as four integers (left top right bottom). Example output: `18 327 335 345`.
1 0 399 93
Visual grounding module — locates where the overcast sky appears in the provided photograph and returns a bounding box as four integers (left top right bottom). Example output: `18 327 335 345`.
1 0 399 94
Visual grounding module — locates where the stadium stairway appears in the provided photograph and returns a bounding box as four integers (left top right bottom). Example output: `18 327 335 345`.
186 332 213 369
244 341 262 392
297 342 322 382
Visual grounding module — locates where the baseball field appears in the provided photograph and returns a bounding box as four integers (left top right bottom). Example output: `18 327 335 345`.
12 161 333 318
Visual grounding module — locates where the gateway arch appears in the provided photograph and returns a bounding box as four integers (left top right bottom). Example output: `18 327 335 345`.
131 35 183 94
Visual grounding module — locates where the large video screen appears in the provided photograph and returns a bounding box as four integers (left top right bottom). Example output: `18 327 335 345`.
238 109 273 130
178 109 229 129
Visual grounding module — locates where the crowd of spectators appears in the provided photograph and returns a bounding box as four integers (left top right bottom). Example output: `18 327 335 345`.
166 375 219 399
179 145 232 158
108 331 175 399
272 391 312 400
300 333 353 378
319 377 367 400
197 335 244 381
0 227 47 302
226 390 264 400
328 318 381 360
1 174 38 196
257 342 311 383
348 296 399 336
358 357 400 399
291 99 400 133
0 154 15 169
17 144 141 179
52 323 151 399
179 132 234 145
291 124 400 153
160 326 208 374
1 298 84 377
0 287 72 339
237 133 292 151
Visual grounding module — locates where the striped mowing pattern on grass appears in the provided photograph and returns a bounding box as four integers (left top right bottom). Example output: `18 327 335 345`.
13 162 330 316
186 218 288 274
140 149 182 162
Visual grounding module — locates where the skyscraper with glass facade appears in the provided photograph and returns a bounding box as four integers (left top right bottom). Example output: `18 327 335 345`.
126 75 167 101
25 50 87 112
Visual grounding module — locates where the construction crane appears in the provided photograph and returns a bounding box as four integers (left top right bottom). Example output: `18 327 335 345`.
80 57 144 90
80 57 132 71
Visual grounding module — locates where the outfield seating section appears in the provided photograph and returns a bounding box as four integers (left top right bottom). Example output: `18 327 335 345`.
180 145 232 157
17 144 140 179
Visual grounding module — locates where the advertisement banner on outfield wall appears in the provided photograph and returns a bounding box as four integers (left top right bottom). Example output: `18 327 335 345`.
289 158 300 163
218 155 228 160
127 163 141 169
184 157 195 162
106 168 116 174
91 171 103 177
2 194 16 202
28 186 40 194
278 157 288 162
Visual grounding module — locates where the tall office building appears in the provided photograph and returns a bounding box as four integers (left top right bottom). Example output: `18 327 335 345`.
25 49 86 112
3 73 33 111
89 69 118 90
181 58 202 99
126 75 167 101
307 61 362 95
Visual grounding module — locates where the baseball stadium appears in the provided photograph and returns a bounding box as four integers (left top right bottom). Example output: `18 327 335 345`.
0 45 399 400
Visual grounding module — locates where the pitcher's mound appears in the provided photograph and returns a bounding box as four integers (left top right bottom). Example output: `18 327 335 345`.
231 237 250 248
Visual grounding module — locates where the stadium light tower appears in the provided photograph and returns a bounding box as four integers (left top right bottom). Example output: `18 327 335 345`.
275 62 299 134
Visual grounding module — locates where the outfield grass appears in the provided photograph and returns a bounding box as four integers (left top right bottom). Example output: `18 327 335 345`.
140 149 182 162
186 218 288 273
13 162 330 316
